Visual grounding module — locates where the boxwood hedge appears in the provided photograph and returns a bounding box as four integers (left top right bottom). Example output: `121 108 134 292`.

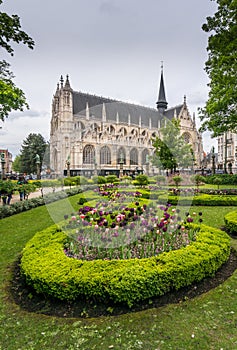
159 193 237 206
224 210 237 235
20 223 231 308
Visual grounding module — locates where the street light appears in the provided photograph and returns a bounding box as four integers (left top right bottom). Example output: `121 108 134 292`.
1 153 6 180
35 154 41 180
94 156 97 176
66 156 70 177
119 152 124 178
145 154 149 175
211 146 216 175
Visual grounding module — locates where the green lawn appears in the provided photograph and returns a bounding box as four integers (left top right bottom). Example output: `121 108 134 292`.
0 194 237 349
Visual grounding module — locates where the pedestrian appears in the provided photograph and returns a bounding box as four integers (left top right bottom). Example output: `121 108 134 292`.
17 175 27 201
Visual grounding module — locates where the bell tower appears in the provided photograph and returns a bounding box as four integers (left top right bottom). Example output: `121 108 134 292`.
156 63 168 114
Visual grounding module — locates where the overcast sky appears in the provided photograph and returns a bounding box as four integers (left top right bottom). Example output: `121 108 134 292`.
0 0 217 158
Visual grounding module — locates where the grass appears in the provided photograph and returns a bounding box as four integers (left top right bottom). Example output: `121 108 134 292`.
0 193 237 349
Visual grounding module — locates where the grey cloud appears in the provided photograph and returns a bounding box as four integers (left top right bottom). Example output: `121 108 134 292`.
99 1 121 14
8 110 49 120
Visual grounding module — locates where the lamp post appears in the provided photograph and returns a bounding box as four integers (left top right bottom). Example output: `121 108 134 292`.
211 146 216 175
94 156 97 176
145 154 149 176
66 156 70 177
119 153 124 178
35 154 41 180
1 152 6 180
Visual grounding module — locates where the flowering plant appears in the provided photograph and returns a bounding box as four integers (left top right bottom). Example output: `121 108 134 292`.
63 194 202 260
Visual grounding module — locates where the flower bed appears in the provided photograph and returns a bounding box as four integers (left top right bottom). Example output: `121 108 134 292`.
21 221 230 307
63 201 200 260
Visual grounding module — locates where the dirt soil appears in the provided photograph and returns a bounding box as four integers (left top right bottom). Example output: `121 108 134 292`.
8 244 237 319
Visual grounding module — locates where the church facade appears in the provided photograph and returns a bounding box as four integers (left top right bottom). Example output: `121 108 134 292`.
50 71 203 177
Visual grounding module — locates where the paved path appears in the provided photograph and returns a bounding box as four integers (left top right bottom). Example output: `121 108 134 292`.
10 189 42 204
9 187 65 205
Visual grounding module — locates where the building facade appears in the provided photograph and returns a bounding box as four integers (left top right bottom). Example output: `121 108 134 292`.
217 131 237 173
50 71 203 177
0 149 13 176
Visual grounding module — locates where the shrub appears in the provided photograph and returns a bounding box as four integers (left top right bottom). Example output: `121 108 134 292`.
154 175 166 185
105 175 118 184
92 176 107 184
224 210 237 235
21 224 230 308
172 175 183 187
134 174 149 187
203 174 237 185
213 176 222 189
191 174 205 188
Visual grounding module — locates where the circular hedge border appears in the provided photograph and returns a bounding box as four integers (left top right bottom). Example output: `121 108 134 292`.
20 224 230 308
224 210 237 235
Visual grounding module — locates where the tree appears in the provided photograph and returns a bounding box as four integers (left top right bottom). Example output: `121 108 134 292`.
0 1 34 121
19 133 47 174
12 154 22 173
0 61 29 121
152 118 194 173
199 0 237 136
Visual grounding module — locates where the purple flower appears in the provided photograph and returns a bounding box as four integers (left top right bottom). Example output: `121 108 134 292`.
187 217 193 223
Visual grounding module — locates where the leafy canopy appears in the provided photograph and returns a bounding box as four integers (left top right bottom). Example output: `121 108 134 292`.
152 118 194 173
0 1 34 121
199 0 237 136
19 133 47 174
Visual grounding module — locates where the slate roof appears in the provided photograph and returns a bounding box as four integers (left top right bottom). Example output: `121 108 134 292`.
72 91 170 128
164 105 183 119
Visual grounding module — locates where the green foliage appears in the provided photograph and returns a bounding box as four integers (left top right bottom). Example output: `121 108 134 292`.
1 200 237 349
133 174 149 187
154 174 166 184
203 174 237 185
159 192 237 206
191 174 205 188
224 209 237 235
105 175 118 184
92 176 107 184
0 3 34 121
19 133 47 174
213 176 222 189
0 61 29 121
200 0 237 135
0 2 34 56
12 154 21 172
172 175 183 187
0 178 16 195
152 118 194 172
20 224 230 307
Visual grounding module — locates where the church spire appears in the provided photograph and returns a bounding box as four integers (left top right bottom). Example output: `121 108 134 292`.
64 74 72 91
156 62 168 114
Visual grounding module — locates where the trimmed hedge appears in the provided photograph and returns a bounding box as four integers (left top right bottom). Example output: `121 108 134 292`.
159 193 237 206
224 210 237 235
0 186 94 219
203 174 237 185
20 224 230 307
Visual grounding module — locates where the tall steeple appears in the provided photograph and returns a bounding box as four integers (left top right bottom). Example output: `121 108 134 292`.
64 74 72 91
156 62 168 114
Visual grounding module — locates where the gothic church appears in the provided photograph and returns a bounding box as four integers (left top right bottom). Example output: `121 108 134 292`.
50 70 203 177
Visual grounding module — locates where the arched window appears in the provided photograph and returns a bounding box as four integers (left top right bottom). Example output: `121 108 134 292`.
117 147 126 165
83 144 95 164
100 146 111 164
118 127 127 136
130 148 138 165
142 149 149 165
182 132 192 144
107 125 115 134
130 129 138 137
